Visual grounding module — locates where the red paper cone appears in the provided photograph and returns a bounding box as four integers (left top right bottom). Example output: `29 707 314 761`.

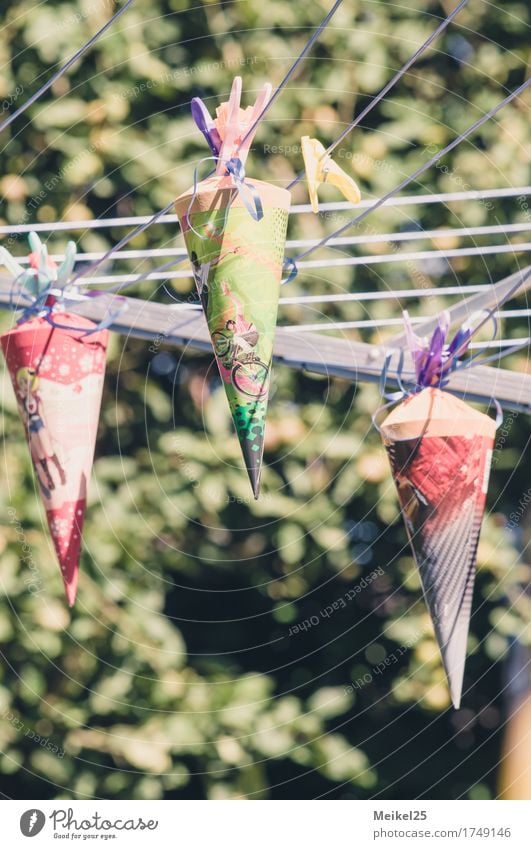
381 387 496 708
2 313 108 605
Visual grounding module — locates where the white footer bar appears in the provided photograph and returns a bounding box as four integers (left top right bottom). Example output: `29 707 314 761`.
2 800 530 848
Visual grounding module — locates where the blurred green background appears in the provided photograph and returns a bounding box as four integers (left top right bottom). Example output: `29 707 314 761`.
0 0 530 800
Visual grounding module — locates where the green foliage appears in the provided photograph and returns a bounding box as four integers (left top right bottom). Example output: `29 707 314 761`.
0 0 530 800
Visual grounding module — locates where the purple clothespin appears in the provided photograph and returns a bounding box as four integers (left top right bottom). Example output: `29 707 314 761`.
191 97 222 160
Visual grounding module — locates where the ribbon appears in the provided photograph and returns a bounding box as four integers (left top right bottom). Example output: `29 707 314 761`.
379 347 409 401
224 157 263 222
44 291 128 335
13 279 127 336
184 156 230 241
281 257 298 285
184 154 264 242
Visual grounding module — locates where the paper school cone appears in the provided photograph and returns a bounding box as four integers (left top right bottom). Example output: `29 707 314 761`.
2 314 108 605
175 176 290 498
380 387 496 708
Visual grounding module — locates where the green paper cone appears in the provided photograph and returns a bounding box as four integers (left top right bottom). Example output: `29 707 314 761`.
175 176 291 498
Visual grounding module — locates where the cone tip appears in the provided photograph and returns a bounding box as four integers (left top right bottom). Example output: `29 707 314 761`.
442 652 464 710
450 681 463 710
252 476 261 500
440 621 468 711
244 459 262 500
64 574 78 608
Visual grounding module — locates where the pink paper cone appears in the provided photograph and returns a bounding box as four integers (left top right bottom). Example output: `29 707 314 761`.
2 313 108 605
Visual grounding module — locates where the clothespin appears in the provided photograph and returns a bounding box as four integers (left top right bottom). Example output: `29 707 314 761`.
236 81 272 163
55 240 77 289
0 232 77 298
301 136 361 214
191 98 222 159
213 76 272 175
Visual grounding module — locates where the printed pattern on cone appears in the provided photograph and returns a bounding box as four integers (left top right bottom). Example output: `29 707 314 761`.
1 313 108 605
176 178 290 498
381 388 496 708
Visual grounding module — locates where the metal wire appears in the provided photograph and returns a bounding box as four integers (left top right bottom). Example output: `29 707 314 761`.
237 0 345 153
0 0 135 135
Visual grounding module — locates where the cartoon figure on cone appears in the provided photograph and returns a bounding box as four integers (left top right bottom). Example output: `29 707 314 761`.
16 366 67 495
212 282 268 398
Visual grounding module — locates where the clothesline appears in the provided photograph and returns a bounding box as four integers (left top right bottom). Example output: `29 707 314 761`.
1 186 528 237
52 282 531 311
0 282 499 308
0 0 527 393
293 242 531 269
8 221 531 265
1 0 516 317
1 274 529 413
283 311 531 333
279 285 507 305
69 242 530 285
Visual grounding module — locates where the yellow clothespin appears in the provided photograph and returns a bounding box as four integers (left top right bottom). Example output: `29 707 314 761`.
301 136 361 214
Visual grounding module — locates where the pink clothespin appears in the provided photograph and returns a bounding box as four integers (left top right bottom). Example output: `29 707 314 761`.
237 81 272 163
214 77 272 175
